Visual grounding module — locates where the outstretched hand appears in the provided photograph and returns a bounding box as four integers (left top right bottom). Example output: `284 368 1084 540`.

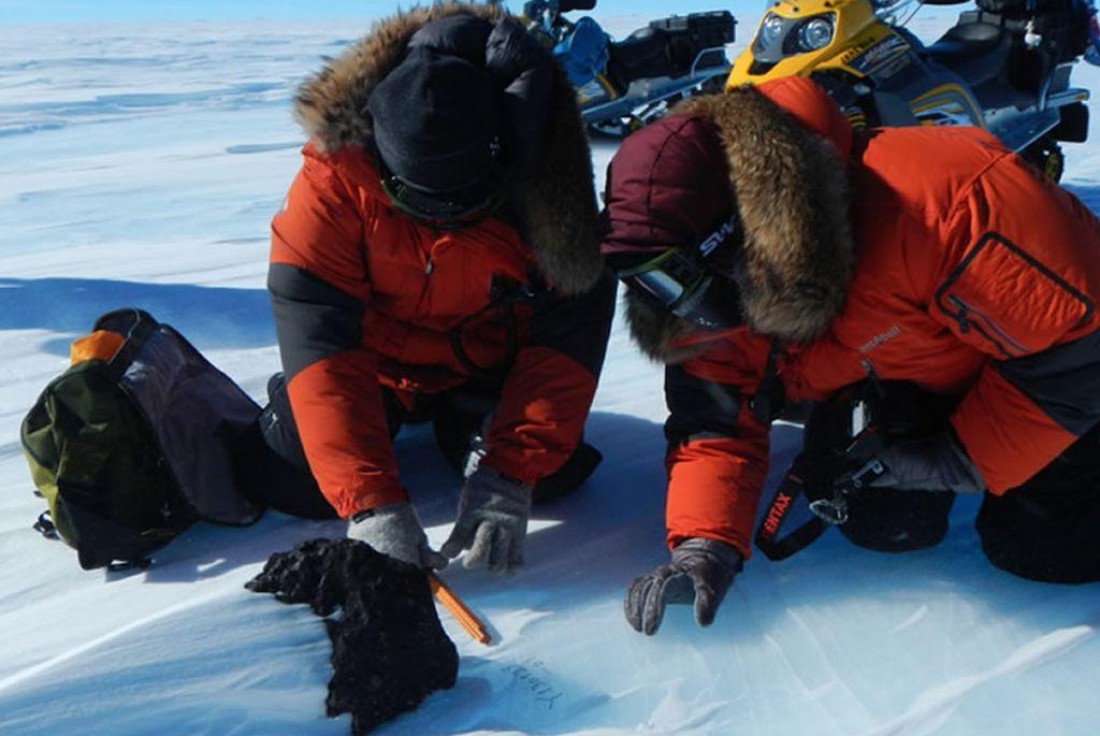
441 467 532 573
624 537 742 635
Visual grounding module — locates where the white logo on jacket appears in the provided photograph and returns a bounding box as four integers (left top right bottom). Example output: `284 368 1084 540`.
858 325 901 354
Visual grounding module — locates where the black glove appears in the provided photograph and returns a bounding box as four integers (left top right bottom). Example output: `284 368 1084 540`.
624 538 743 635
869 431 985 494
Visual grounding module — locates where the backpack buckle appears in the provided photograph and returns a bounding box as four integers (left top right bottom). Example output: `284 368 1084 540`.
33 511 58 540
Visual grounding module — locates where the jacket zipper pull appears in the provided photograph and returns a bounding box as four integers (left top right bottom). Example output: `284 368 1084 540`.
425 259 434 275
948 295 970 334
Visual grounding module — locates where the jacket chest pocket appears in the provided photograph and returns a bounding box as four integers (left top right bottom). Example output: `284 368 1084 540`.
934 233 1094 358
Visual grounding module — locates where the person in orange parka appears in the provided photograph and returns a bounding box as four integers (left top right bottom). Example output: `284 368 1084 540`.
254 4 614 573
599 76 1100 634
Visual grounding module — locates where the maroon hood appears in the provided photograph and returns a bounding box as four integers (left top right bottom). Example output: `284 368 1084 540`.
600 78 855 362
599 116 734 260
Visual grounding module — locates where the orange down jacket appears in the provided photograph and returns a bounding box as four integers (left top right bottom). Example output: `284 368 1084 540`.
269 5 610 518
609 77 1100 558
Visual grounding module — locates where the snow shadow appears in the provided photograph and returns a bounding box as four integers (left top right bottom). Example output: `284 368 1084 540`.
0 81 289 134
0 277 274 351
1063 182 1100 213
138 403 1098 635
733 483 1100 671
132 410 669 587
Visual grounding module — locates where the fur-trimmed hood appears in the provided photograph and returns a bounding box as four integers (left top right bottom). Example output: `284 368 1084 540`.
604 79 855 362
292 2 602 296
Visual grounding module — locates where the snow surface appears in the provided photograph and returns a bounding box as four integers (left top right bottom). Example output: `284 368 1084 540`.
1 3 1099 735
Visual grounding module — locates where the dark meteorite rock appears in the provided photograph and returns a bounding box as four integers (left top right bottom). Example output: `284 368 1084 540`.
246 538 458 734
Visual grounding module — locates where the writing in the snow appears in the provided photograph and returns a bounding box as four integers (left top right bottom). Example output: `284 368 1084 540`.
503 657 564 709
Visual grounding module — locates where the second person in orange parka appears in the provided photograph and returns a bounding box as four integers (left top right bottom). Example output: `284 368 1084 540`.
254 4 614 574
600 76 1100 634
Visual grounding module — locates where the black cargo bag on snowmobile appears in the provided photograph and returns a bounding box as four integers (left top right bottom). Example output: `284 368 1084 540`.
608 11 734 89
20 308 265 570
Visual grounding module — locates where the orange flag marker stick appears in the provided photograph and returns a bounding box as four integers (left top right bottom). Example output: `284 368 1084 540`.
429 573 491 645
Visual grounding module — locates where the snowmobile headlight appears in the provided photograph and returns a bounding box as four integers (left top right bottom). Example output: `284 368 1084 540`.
796 16 834 52
756 13 787 54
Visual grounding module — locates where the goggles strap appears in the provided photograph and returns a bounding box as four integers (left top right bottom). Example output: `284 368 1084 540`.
374 145 507 229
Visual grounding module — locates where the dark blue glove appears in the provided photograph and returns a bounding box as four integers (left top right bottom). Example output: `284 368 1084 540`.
624 538 743 635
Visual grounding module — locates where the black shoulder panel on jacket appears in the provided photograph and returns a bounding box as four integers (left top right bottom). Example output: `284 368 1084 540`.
996 330 1100 436
528 270 616 376
269 263 364 381
664 363 743 446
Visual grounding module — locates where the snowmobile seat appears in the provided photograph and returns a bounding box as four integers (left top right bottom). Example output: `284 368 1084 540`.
925 14 1016 89
607 12 733 92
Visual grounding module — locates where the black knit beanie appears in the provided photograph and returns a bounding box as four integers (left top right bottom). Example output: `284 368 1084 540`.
368 46 505 196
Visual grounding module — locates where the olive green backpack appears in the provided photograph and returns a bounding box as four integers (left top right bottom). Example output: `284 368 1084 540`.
21 308 265 570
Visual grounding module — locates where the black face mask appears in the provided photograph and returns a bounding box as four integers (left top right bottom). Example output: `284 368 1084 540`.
381 172 507 230
376 140 507 230
614 216 744 330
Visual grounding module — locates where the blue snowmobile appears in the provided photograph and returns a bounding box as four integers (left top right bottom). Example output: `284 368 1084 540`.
523 0 736 136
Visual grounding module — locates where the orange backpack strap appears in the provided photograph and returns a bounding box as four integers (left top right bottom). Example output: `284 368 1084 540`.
69 330 125 365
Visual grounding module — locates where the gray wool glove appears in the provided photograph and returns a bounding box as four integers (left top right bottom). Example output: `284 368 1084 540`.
624 537 743 636
440 466 532 573
869 432 985 494
347 502 448 570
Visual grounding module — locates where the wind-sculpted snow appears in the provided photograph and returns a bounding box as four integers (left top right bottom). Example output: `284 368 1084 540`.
1 6 1099 736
